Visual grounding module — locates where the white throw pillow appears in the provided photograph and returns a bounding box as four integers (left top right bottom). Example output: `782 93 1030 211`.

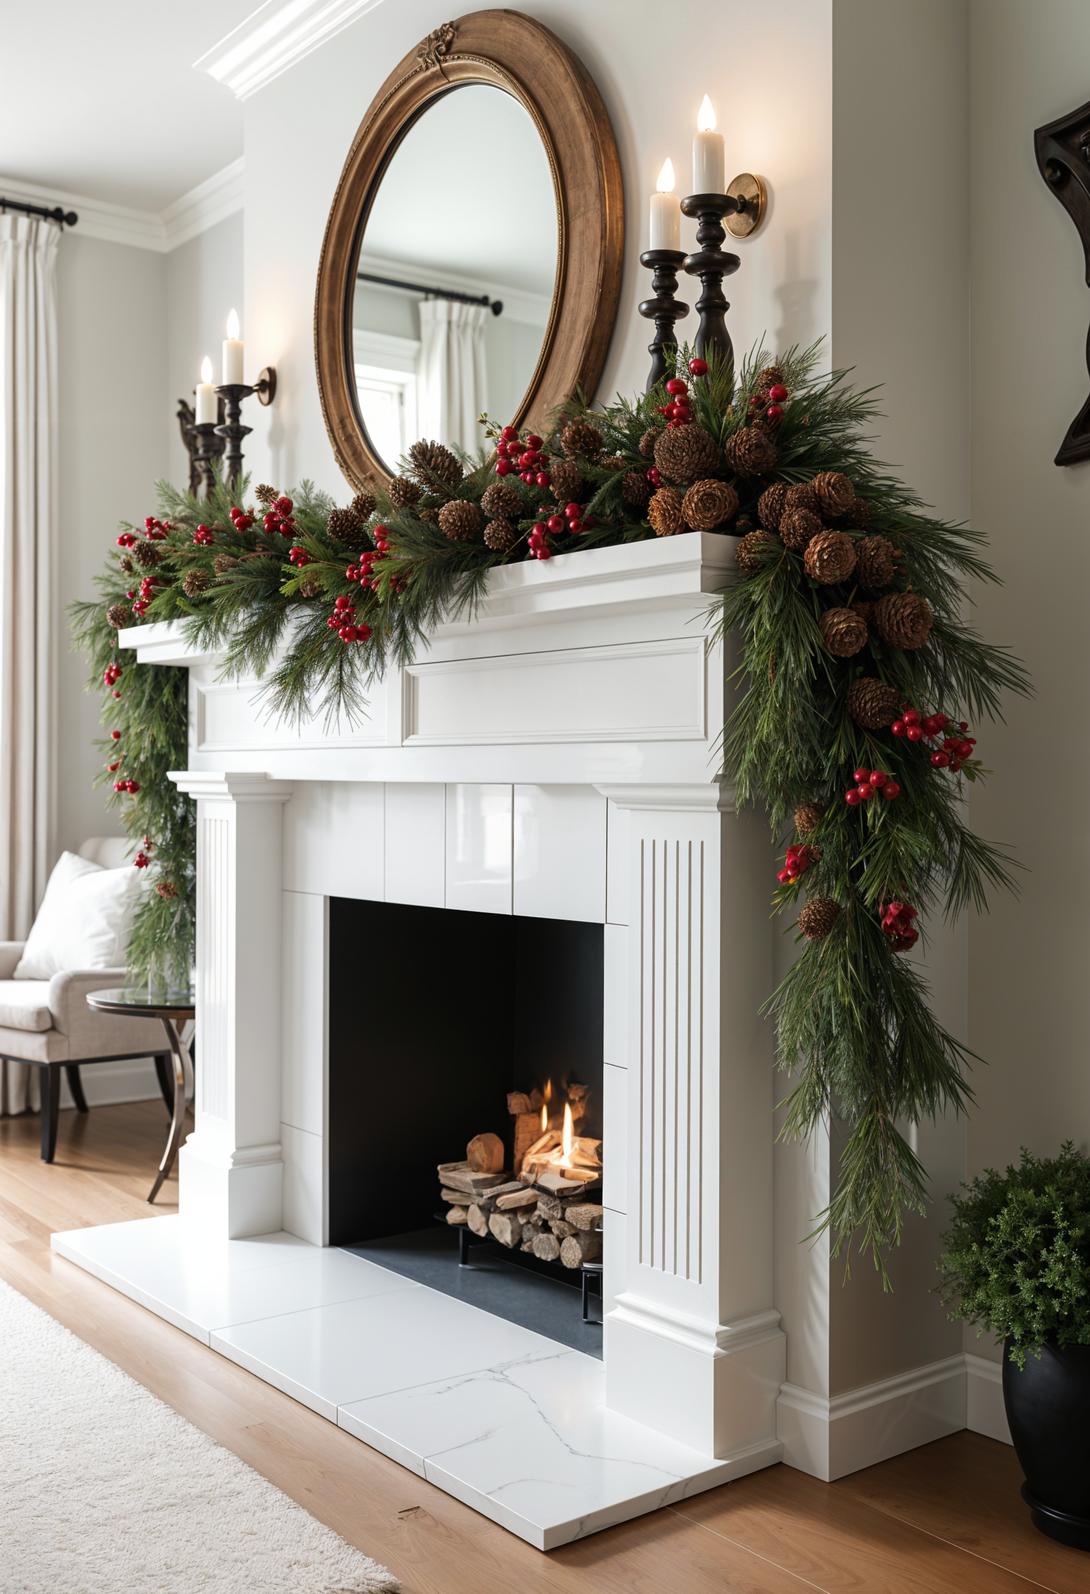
14 851 143 979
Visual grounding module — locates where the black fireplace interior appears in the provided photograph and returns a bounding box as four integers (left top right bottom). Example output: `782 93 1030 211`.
329 897 605 1352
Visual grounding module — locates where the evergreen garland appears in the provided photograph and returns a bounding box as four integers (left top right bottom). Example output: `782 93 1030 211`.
72 341 1027 1273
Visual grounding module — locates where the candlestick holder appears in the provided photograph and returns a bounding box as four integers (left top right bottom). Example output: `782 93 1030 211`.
638 250 689 393
214 367 277 489
191 420 227 498
680 194 741 371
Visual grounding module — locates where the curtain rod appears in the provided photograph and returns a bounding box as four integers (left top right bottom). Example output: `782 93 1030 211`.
357 269 502 316
0 196 78 227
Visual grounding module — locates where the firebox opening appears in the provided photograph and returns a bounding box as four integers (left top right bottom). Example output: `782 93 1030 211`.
328 897 605 1352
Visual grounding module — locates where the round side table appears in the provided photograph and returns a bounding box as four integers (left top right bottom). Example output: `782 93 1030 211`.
86 988 195 1203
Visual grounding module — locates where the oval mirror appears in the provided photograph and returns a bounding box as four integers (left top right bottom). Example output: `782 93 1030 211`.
316 11 624 490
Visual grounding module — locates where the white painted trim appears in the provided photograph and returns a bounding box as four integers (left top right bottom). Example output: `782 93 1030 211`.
965 1351 1012 1444
161 157 245 250
0 161 244 254
777 1354 967 1480
196 0 387 101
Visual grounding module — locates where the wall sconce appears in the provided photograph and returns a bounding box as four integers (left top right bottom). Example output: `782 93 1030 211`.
641 97 767 389
186 312 278 496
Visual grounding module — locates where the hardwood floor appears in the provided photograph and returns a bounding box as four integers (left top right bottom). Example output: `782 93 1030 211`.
0 1100 1078 1593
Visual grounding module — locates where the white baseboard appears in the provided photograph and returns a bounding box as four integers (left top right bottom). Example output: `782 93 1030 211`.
60 1057 161 1111
778 1354 967 1480
965 1351 1011 1444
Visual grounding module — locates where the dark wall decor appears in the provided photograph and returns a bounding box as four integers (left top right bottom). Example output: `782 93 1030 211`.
1035 98 1090 466
314 9 625 490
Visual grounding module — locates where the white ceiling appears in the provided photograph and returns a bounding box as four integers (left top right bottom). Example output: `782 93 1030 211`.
0 0 255 212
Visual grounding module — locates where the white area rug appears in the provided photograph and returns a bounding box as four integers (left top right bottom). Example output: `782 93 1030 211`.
0 1278 399 1593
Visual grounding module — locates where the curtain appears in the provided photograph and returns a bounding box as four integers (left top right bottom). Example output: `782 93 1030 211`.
0 214 59 1116
416 298 487 456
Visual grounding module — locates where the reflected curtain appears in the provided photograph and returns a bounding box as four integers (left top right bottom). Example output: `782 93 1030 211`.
416 298 487 455
0 214 59 1116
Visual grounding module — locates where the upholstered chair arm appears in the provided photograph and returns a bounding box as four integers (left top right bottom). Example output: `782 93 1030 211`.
46 968 167 1060
0 942 24 979
48 968 128 1036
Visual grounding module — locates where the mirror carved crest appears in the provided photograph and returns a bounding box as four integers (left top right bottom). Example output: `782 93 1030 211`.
314 9 624 489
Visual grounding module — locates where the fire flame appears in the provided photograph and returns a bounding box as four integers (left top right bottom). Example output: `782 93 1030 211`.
540 1103 548 1132
560 1101 574 1166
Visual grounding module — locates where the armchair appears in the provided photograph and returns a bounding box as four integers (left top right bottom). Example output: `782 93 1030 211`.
0 839 172 1162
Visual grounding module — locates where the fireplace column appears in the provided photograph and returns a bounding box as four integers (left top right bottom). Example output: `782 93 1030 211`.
598 783 785 1460
170 771 293 1237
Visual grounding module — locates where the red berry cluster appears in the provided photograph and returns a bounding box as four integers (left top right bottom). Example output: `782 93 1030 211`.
659 375 694 429
777 842 819 886
230 504 255 533
891 707 977 773
113 776 141 795
194 523 215 546
749 380 789 426
495 425 550 488
646 465 662 487
288 546 311 567
881 899 919 952
326 594 371 645
347 525 398 592
133 849 150 869
103 663 122 690
262 495 296 537
528 521 553 561
144 517 171 540
116 532 137 549
845 766 901 807
131 572 160 618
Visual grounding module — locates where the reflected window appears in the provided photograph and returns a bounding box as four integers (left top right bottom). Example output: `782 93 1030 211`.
353 330 419 469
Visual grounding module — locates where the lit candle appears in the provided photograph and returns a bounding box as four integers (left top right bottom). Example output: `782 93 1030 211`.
195 356 216 424
692 94 725 194
222 308 244 386
649 158 681 251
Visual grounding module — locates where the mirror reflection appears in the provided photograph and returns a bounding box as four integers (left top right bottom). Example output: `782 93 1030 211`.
352 84 558 473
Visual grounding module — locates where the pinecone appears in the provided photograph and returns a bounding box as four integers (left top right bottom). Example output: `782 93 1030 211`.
408 439 463 489
600 454 627 471
874 592 934 650
106 601 130 630
548 457 584 503
255 484 278 508
855 534 896 589
131 540 162 568
418 505 439 524
845 496 870 529
780 507 822 552
327 505 362 544
437 498 482 542
794 801 826 837
654 423 718 484
350 490 377 523
799 898 841 940
736 529 779 574
182 569 209 599
638 425 662 459
682 479 739 531
724 425 777 477
621 469 652 508
483 517 517 553
804 530 857 585
820 606 868 658
755 365 784 397
213 554 238 575
559 418 603 459
757 483 788 531
851 598 875 625
812 471 855 516
297 576 323 599
846 677 902 730
119 555 135 575
156 881 179 900
387 475 422 508
481 480 522 520
648 487 685 537
784 481 820 516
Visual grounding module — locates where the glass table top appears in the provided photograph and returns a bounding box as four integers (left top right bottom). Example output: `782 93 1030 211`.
85 987 195 1018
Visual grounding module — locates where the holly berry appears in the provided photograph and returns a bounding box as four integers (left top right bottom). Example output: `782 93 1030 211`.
499 425 518 442
647 467 662 486
853 768 870 784
931 751 950 768
133 852 150 869
881 780 901 800
110 730 122 741
525 434 543 451
194 524 214 545
665 377 688 395
117 533 136 549
688 357 708 376
536 471 551 488
765 404 784 423
564 502 581 520
869 770 888 787
546 514 564 534
495 458 513 476
906 724 924 742
288 546 311 567
845 787 862 806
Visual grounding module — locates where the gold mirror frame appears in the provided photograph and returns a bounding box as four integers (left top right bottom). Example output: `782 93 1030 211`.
314 9 624 490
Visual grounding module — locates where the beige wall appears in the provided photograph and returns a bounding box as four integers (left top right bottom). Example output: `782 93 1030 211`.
967 0 1090 1359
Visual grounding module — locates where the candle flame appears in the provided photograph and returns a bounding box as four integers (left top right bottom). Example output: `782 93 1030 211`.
200 355 213 384
543 1078 553 1102
540 1103 548 1132
226 307 240 339
561 1101 574 1165
656 157 676 194
697 94 717 133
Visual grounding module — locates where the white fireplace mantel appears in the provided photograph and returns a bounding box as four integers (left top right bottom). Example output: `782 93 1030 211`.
57 534 789 1545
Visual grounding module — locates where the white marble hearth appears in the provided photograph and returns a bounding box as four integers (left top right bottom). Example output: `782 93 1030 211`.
52 1216 764 1549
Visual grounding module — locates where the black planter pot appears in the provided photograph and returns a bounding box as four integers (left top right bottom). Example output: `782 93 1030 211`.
1003 1339 1090 1550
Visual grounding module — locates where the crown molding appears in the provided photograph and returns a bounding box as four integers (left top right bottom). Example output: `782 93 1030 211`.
161 157 245 250
0 161 244 254
195 0 387 101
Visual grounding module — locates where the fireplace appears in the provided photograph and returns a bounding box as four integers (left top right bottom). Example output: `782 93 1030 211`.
328 896 605 1348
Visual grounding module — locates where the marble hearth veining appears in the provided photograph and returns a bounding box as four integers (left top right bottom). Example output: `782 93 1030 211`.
53 534 787 1547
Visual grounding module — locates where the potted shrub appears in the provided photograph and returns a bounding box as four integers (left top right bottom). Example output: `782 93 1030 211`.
937 1143 1090 1549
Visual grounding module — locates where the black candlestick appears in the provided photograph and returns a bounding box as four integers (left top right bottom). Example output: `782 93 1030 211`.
681 193 741 371
638 250 689 392
213 367 276 489
191 421 226 498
